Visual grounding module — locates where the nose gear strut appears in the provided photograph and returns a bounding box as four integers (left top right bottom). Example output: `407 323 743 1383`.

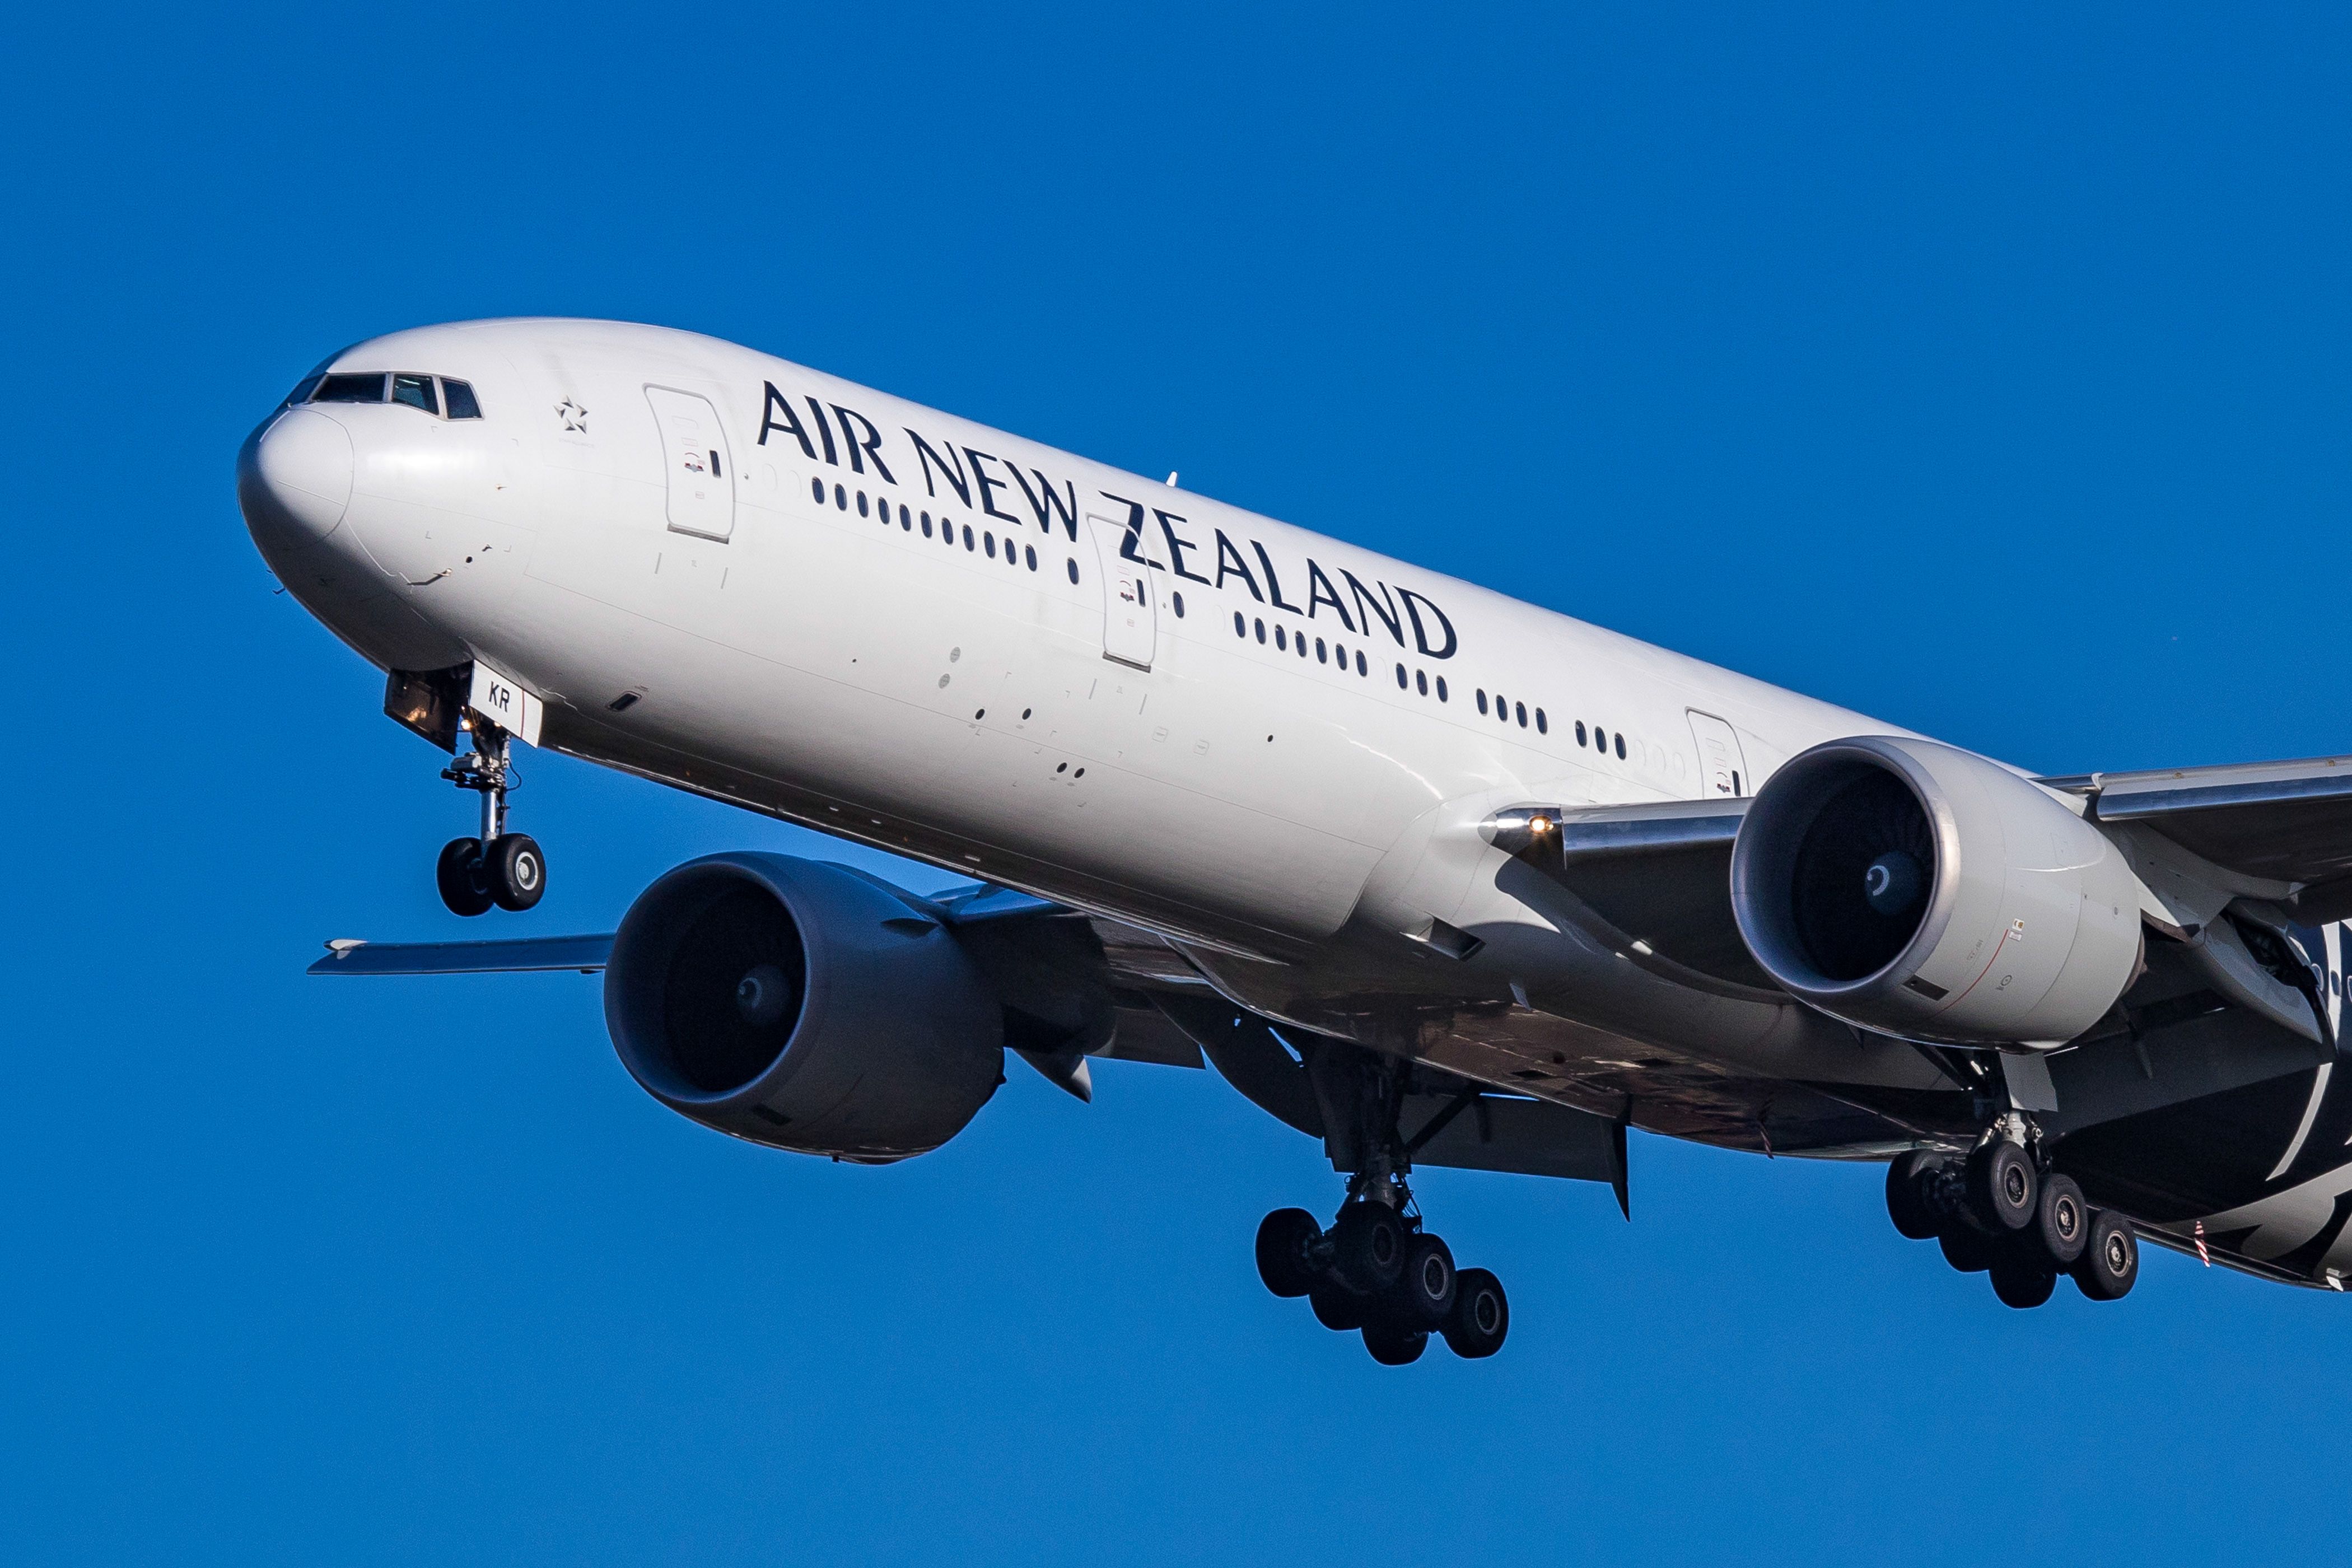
435 716 545 916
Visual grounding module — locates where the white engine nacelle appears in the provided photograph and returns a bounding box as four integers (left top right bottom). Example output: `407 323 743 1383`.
1729 737 2142 1048
603 853 1004 1162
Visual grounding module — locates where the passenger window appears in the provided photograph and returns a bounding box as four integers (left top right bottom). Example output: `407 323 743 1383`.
314 372 386 403
1515 702 1527 728
1315 638 1327 664
1535 708 1547 734
1576 721 1587 746
1355 651 1366 676
1396 663 1408 689
442 379 482 418
1436 677 1448 702
1614 733 1626 759
1415 670 1427 696
1276 626 1287 651
1477 690 1488 715
391 374 437 414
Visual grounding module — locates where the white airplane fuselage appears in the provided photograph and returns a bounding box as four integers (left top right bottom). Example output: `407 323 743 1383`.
235 318 2040 1147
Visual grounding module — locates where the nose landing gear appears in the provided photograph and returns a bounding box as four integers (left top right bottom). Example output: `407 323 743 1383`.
435 718 544 916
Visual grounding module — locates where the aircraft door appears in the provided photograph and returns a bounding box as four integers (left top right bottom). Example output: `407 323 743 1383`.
1686 710 1750 797
645 386 735 542
1088 508 1157 670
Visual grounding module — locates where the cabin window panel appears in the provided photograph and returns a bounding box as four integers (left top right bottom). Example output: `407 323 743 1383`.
1396 663 1408 689
1436 677 1448 702
1535 708 1547 734
1415 670 1427 696
1477 690 1488 715
391 374 437 414
1615 733 1627 759
314 372 387 403
1355 651 1366 676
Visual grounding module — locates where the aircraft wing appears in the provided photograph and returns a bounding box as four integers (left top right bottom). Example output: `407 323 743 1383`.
2041 754 2352 908
309 933 615 974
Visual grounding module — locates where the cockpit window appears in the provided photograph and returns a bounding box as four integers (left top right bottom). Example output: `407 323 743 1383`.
391 374 438 414
284 374 326 408
314 372 388 404
441 379 482 419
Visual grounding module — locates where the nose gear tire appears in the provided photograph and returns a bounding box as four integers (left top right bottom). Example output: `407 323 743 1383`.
436 837 493 917
487 833 546 911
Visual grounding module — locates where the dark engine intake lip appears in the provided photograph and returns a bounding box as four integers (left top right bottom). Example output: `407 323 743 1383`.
605 856 816 1109
1731 736 1963 999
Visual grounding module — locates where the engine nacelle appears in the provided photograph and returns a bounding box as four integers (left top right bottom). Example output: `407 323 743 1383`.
1729 737 2141 1048
604 853 1004 1161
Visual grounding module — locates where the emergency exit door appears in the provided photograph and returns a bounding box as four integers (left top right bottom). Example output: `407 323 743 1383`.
645 386 735 542
1087 510 1156 670
1687 710 1750 797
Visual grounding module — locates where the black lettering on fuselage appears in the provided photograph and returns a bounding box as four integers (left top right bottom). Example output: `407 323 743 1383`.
1006 465 1079 540
1305 560 1356 631
907 431 971 505
1159 512 1209 583
830 405 895 484
757 383 819 460
802 396 839 465
1398 586 1457 659
1213 530 1263 600
1345 570 1404 646
965 449 1023 524
1252 542 1302 614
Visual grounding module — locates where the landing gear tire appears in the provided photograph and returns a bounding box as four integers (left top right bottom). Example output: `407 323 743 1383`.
1331 1202 1407 1295
2071 1210 2140 1301
436 837 493 917
1989 1250 2059 1309
1310 1286 1366 1333
1443 1267 1510 1359
2033 1174 2089 1268
486 833 546 911
1969 1140 2038 1232
1390 1232 1457 1328
1938 1225 1995 1274
1886 1151 1943 1240
1255 1208 1321 1299
1361 1320 1429 1366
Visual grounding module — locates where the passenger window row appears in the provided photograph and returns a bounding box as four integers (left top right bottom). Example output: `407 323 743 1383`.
293 372 482 419
1473 688 1551 735
1233 612 1371 678
820 477 1061 577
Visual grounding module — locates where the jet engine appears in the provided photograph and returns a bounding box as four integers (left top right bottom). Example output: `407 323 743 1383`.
1729 737 2141 1048
604 853 1004 1161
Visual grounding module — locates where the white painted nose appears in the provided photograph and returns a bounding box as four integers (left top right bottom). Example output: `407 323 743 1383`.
238 407 353 545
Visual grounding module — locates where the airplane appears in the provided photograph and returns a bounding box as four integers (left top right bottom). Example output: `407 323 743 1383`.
239 317 2352 1364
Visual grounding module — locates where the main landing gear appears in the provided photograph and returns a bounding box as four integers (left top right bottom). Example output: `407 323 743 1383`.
434 718 545 917
1252 1051 1510 1364
1255 1198 1509 1364
1886 1128 2139 1307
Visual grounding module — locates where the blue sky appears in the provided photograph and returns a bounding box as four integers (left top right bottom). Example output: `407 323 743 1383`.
3 4 2350 1563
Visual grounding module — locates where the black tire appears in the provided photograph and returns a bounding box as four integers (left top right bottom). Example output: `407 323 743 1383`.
2071 1210 2139 1301
1309 1286 1365 1333
1886 1151 1942 1240
1362 1320 1428 1366
1331 1202 1406 1294
1968 1140 2037 1231
1254 1208 1321 1299
486 833 546 912
2033 1173 2089 1267
1443 1267 1509 1359
436 837 493 917
1989 1253 2058 1309
1389 1232 1457 1328
1938 1224 1995 1274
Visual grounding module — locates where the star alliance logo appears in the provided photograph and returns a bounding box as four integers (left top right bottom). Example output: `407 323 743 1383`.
556 398 589 433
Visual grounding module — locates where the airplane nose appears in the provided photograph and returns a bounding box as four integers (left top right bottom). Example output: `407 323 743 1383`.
237 407 353 545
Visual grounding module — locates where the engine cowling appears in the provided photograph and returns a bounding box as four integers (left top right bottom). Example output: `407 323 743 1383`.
1729 736 2142 1047
604 853 1004 1161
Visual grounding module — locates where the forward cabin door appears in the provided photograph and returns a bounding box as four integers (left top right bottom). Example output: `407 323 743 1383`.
1087 508 1156 670
645 386 735 542
1687 710 1751 797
